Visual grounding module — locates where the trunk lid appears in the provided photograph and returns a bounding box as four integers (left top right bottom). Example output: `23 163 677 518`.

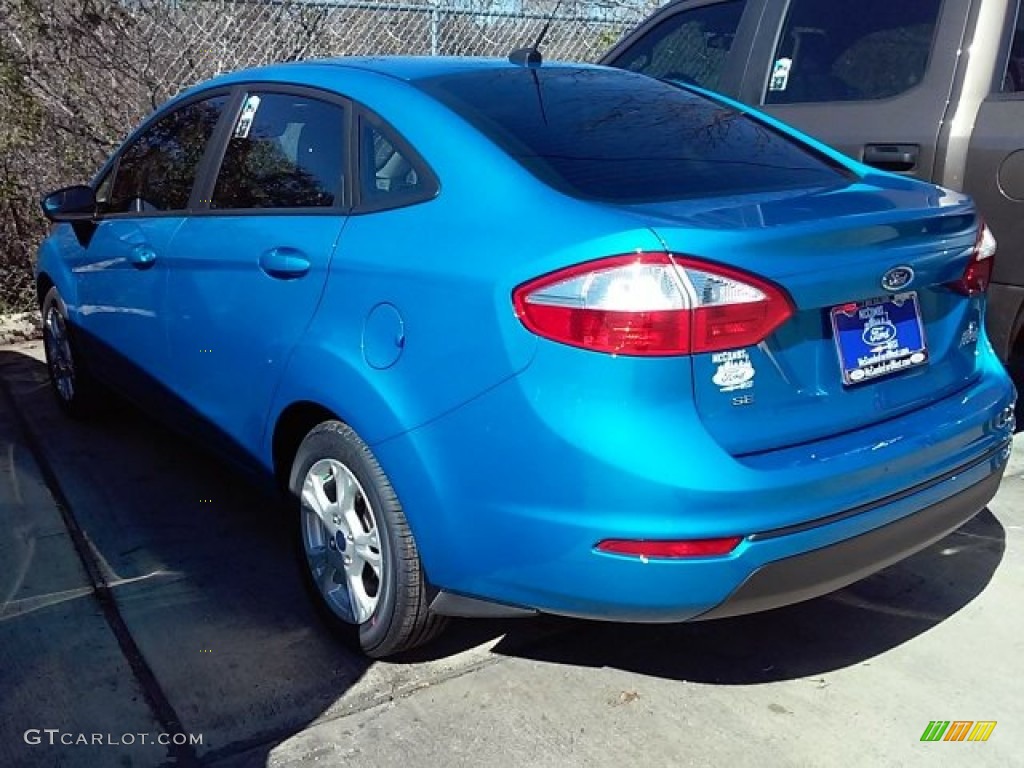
628 176 984 455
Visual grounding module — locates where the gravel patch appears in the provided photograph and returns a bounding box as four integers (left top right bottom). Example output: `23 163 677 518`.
0 312 42 345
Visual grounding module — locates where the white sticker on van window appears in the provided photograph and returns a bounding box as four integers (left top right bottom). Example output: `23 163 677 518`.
234 95 261 139
769 58 792 92
711 349 755 392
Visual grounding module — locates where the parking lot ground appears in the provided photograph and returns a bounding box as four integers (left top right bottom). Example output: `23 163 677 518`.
0 340 1021 768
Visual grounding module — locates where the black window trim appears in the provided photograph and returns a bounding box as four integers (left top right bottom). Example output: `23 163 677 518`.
757 0 950 107
351 107 441 215
190 82 355 217
92 86 237 221
89 81 437 221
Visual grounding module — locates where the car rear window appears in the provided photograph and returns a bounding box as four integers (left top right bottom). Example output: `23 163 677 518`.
417 67 850 204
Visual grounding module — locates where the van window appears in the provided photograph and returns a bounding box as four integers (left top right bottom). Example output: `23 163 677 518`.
1003 5 1024 92
613 0 747 91
764 0 943 104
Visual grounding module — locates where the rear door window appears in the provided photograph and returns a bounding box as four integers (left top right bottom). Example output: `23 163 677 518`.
418 67 849 204
211 92 347 210
764 0 943 104
611 0 747 91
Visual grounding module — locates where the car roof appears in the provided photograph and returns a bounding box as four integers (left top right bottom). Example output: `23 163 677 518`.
211 56 605 85
166 56 612 114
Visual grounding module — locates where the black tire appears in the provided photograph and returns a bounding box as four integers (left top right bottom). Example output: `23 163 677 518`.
40 286 102 417
1008 329 1024 432
288 420 447 657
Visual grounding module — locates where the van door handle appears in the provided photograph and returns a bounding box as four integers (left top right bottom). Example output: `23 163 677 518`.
259 248 311 279
863 144 919 173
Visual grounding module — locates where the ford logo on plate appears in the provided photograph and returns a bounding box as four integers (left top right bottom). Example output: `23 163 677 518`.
881 266 914 291
862 321 898 346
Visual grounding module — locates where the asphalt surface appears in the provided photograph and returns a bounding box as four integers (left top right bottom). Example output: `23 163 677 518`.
0 340 1021 768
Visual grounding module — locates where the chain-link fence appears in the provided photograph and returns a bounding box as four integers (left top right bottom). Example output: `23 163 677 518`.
0 0 660 313
143 1 657 91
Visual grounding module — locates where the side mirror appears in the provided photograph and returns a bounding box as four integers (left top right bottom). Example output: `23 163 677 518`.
41 185 97 222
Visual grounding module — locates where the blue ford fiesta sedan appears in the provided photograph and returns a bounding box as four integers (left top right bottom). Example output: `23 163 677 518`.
37 57 1016 657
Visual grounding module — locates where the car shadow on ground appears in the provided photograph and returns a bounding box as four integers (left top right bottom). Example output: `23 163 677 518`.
0 345 544 767
0 345 1008 766
488 504 1005 684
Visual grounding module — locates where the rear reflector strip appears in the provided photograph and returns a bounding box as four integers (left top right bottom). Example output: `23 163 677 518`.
596 537 742 558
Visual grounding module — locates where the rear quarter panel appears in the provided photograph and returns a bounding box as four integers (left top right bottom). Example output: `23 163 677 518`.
260 65 667 462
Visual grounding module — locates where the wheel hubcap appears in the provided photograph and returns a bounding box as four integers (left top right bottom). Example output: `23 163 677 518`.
43 306 75 401
300 458 383 625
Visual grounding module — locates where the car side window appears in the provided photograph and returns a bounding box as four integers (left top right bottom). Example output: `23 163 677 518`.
211 93 346 210
1003 6 1024 92
611 0 746 91
764 0 943 104
105 95 227 215
357 116 437 210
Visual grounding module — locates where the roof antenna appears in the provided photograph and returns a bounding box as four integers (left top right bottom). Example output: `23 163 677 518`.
509 0 563 67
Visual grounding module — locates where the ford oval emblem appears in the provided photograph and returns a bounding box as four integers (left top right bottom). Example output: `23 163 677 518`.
881 266 914 292
862 321 897 346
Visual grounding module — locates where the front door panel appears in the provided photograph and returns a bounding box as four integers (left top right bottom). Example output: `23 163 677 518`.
74 217 181 402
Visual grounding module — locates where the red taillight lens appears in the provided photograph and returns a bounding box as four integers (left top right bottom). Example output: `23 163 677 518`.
512 253 793 356
950 221 996 296
596 537 742 558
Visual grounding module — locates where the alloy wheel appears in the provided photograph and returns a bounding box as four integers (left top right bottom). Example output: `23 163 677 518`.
300 458 383 624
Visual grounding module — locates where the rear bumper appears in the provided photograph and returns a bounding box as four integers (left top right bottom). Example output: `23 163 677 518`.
376 349 1016 622
698 462 1003 620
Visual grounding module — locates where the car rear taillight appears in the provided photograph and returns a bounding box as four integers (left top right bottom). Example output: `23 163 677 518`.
596 537 742 558
949 221 997 296
512 253 793 356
